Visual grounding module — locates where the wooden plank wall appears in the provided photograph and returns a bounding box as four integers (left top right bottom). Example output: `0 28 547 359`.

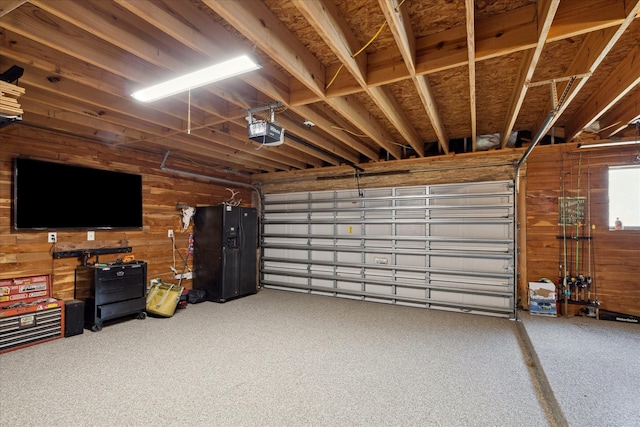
253 149 524 193
3 124 638 318
525 143 640 317
0 126 256 301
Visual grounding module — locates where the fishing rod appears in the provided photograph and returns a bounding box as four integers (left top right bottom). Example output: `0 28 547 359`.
562 155 569 316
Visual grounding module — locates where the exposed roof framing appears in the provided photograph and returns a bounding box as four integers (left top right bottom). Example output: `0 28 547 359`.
0 0 638 176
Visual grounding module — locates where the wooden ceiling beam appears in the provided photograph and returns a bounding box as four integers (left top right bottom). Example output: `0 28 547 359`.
23 103 269 173
294 104 380 161
500 0 560 148
548 0 628 42
125 0 370 162
413 75 448 154
465 0 477 151
31 0 187 73
22 86 296 171
205 0 397 160
340 1 630 97
0 29 135 99
0 0 27 17
32 0 255 130
27 0 330 169
367 86 424 156
565 44 640 142
379 0 415 72
13 62 188 131
597 87 640 137
531 0 640 141
273 115 359 166
22 99 127 144
293 0 367 88
379 0 444 155
116 0 290 105
203 0 325 100
0 5 165 84
328 94 402 159
294 0 417 158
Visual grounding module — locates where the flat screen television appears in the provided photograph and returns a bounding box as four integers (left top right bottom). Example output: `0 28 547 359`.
13 157 143 230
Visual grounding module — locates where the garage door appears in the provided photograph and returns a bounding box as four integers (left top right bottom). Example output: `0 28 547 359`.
261 180 516 318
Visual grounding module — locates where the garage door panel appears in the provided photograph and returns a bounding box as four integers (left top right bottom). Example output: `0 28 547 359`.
261 182 516 318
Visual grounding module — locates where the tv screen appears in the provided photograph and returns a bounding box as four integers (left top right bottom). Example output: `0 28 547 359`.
13 157 143 230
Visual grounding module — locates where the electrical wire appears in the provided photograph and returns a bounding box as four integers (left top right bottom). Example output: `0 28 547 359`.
326 21 389 89
325 65 345 90
331 125 367 137
394 0 407 12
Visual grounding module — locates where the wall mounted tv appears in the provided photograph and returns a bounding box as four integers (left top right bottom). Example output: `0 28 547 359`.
13 157 143 230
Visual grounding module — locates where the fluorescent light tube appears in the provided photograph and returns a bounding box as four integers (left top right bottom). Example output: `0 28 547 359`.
132 55 260 102
578 139 639 149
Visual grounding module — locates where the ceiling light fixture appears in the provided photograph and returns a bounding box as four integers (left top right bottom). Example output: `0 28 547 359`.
578 119 640 150
578 140 638 149
131 55 260 102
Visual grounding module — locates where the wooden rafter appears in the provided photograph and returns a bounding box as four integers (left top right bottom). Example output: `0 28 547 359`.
0 0 27 17
206 0 401 160
117 0 373 165
465 0 476 151
531 0 640 142
331 1 632 99
565 44 640 141
548 0 628 41
379 0 447 155
597 87 640 137
294 0 420 158
500 0 560 148
1 0 639 176
20 1 310 171
202 0 325 99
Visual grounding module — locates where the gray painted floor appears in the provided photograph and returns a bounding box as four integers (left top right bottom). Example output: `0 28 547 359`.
0 288 637 426
519 311 640 427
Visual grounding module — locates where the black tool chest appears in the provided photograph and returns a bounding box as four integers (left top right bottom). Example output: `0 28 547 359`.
74 262 147 331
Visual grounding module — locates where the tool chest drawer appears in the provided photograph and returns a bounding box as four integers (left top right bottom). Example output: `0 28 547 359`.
0 301 64 354
75 262 147 332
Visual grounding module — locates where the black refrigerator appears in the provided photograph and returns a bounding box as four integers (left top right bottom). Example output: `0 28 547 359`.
193 205 258 302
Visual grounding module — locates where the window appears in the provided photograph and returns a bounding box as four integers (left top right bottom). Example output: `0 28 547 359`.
608 166 640 229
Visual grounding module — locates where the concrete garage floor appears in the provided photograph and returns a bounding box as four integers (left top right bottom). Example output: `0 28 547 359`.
519 311 640 427
1 288 638 426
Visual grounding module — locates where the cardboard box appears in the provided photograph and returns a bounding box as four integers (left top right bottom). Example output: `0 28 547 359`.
529 281 557 317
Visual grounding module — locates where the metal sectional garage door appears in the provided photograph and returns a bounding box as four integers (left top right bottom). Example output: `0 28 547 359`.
261 181 516 318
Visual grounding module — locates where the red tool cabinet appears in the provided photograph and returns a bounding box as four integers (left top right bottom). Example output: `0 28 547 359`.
0 275 65 354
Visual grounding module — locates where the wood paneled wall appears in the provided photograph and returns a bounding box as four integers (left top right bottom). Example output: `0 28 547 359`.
3 124 639 318
0 126 255 300
253 149 524 193
525 143 640 317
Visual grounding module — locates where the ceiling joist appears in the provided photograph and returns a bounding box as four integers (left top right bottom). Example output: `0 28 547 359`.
0 0 638 176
